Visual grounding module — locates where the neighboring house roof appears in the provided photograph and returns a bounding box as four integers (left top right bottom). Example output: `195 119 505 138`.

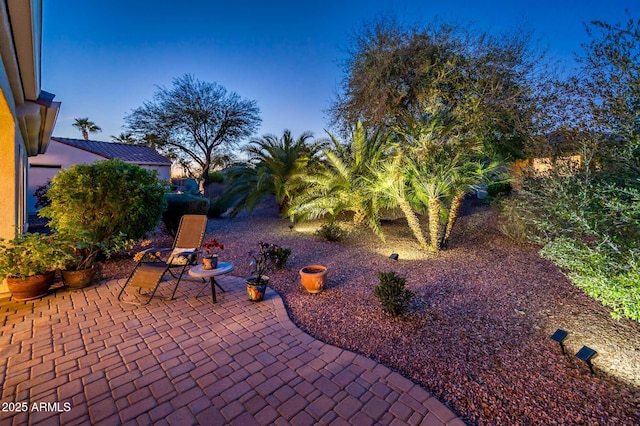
51 137 172 166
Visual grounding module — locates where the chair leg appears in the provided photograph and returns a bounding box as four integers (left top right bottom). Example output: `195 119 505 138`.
117 265 140 302
168 265 189 301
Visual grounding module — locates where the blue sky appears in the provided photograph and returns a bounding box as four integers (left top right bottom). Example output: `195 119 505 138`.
43 1 639 143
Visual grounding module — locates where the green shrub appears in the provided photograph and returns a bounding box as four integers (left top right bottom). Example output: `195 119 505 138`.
40 159 167 251
496 196 536 244
207 171 225 184
512 170 640 322
207 196 232 218
315 222 349 242
539 238 640 322
374 271 414 316
266 245 291 269
162 194 210 236
487 181 512 198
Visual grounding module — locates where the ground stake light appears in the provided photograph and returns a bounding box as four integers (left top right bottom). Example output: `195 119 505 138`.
550 329 569 354
389 253 399 261
575 346 597 374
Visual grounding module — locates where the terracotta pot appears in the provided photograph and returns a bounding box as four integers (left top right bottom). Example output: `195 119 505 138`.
202 255 218 270
246 275 268 301
7 271 55 301
299 265 327 294
61 265 97 289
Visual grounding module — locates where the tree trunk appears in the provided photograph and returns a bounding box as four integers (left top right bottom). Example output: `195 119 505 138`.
202 164 210 188
353 210 366 225
443 192 465 248
398 198 429 251
428 198 443 252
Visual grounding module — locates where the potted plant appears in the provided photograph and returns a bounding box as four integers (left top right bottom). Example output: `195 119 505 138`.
61 231 133 288
0 233 75 300
60 235 101 288
201 238 224 270
299 265 328 294
246 241 291 301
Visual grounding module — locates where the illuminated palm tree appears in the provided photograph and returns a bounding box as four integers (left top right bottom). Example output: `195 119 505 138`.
363 154 429 248
288 122 389 236
72 117 102 140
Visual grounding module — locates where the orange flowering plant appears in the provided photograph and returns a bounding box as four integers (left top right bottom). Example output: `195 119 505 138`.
133 240 161 263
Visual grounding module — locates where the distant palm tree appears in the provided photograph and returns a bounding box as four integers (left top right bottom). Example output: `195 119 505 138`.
73 118 102 140
110 132 136 144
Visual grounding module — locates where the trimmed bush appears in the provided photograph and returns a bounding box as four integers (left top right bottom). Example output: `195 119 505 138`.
40 159 167 249
207 171 225 184
162 194 210 236
207 196 232 218
374 271 414 316
315 222 349 242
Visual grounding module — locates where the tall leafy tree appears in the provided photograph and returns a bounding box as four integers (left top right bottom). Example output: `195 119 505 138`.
125 74 261 186
331 18 544 161
72 117 102 140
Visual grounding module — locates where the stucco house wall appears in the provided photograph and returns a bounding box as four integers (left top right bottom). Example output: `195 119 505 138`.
0 0 60 295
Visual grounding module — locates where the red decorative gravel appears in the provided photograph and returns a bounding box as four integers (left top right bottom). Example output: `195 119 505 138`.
102 200 640 425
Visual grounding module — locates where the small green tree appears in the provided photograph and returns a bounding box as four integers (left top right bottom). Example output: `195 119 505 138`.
40 160 167 251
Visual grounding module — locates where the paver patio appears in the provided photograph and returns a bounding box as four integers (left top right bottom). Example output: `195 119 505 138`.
0 274 463 425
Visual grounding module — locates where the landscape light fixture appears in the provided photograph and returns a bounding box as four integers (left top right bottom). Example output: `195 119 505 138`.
575 346 597 374
550 329 569 354
389 253 399 261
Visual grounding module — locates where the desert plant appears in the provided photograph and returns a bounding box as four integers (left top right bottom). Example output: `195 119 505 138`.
40 160 167 254
315 222 349 242
374 271 414 316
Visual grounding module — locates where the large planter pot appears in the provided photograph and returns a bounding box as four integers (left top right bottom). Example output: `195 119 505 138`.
299 265 327 294
246 276 268 302
61 265 98 289
7 271 55 301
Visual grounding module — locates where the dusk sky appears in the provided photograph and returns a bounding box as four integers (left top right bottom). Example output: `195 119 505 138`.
43 1 639 144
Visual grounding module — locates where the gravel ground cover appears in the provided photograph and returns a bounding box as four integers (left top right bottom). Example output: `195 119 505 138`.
101 200 640 425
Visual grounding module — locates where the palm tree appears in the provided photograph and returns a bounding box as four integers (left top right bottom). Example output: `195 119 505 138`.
442 160 502 246
363 154 429 249
110 132 136 144
288 122 390 236
223 130 324 215
73 118 102 140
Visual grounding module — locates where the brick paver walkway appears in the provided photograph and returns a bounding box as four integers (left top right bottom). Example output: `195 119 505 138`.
0 275 463 425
